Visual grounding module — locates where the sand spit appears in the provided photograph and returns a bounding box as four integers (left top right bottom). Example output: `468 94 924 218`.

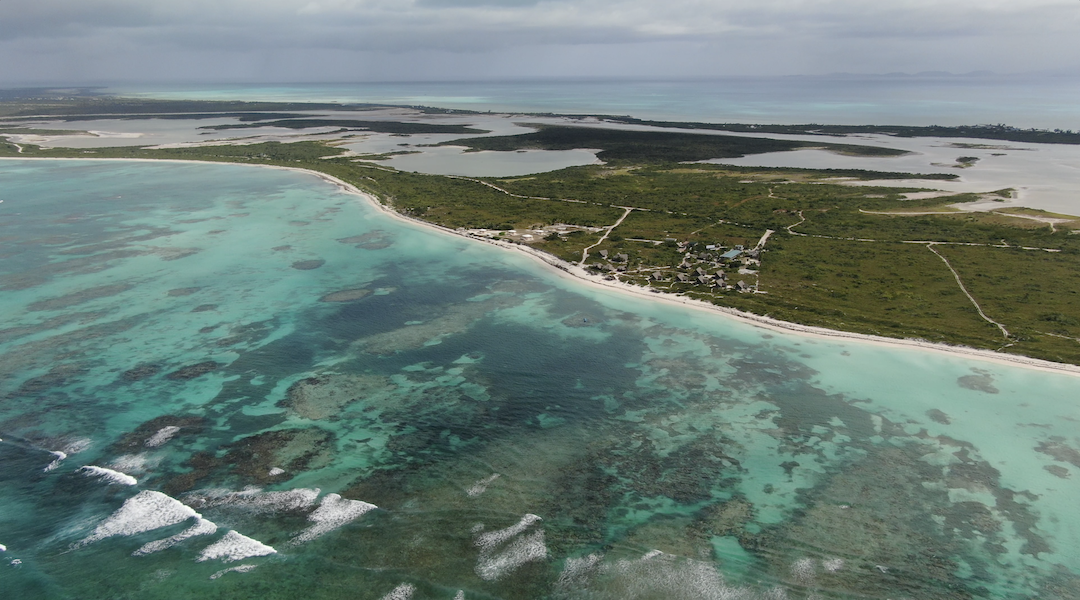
4 156 1078 378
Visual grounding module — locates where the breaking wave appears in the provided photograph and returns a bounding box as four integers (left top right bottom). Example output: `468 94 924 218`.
79 465 138 486
291 493 377 545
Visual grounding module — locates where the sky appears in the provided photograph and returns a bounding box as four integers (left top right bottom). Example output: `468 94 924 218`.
1 0 1079 83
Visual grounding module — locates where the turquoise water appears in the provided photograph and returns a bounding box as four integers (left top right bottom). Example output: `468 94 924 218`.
112 76 1080 130
2 159 1080 599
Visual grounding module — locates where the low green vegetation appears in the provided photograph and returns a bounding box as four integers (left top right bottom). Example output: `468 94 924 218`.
3 105 1080 365
440 125 908 163
603 117 1080 145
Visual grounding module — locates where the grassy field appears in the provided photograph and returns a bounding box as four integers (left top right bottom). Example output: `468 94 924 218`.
3 121 1079 365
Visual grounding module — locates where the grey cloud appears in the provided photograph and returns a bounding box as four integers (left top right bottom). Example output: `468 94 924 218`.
415 0 547 6
1 0 1078 82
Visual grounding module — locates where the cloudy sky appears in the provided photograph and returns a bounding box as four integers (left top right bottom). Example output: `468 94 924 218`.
2 0 1078 83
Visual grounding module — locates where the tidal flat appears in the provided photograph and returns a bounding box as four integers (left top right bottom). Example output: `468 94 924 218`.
2 159 1080 599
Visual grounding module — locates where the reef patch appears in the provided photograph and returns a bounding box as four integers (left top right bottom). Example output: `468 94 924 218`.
291 259 326 270
320 288 372 303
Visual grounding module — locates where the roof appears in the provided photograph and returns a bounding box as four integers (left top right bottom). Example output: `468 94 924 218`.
721 249 743 259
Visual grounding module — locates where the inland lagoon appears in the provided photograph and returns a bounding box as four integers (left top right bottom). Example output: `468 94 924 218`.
2 159 1080 599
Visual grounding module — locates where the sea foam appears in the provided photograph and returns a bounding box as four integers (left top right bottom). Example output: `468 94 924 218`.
63 438 93 454
44 451 66 472
380 583 416 600
822 557 844 572
185 487 320 513
109 453 157 474
197 530 276 563
466 474 500 497
574 551 759 600
134 517 217 556
474 513 541 553
291 493 377 544
210 564 259 579
477 529 548 581
79 465 138 486
145 426 181 448
474 514 548 581
79 491 198 547
555 553 603 590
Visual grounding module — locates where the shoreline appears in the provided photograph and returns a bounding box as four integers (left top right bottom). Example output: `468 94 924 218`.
4 155 1080 378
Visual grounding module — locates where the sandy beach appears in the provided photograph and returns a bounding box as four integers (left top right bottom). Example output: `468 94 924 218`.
4 155 1079 378
296 165 1080 378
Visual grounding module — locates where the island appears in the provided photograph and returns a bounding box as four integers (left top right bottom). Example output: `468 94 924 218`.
3 93 1079 367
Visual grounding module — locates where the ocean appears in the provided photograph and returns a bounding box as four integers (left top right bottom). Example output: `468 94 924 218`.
2 158 1080 599
112 75 1080 130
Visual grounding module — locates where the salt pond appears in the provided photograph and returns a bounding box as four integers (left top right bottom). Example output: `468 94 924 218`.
713 133 1080 215
7 108 1080 211
1 159 1079 599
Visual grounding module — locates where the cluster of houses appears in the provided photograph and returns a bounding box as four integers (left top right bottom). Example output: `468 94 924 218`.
666 241 760 292
589 240 760 293
591 249 632 273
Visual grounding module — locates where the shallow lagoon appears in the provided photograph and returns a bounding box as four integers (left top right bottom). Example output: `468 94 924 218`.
2 160 1080 599
383 146 601 177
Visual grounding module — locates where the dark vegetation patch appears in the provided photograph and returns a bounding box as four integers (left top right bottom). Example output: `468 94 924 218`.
1045 464 1070 478
603 117 1080 145
164 427 335 494
121 363 162 381
957 370 999 394
26 283 133 312
927 409 952 425
10 363 88 397
440 125 907 163
291 259 326 270
166 286 201 296
1035 439 1080 469
165 360 224 380
320 288 372 302
338 230 393 249
109 415 207 452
